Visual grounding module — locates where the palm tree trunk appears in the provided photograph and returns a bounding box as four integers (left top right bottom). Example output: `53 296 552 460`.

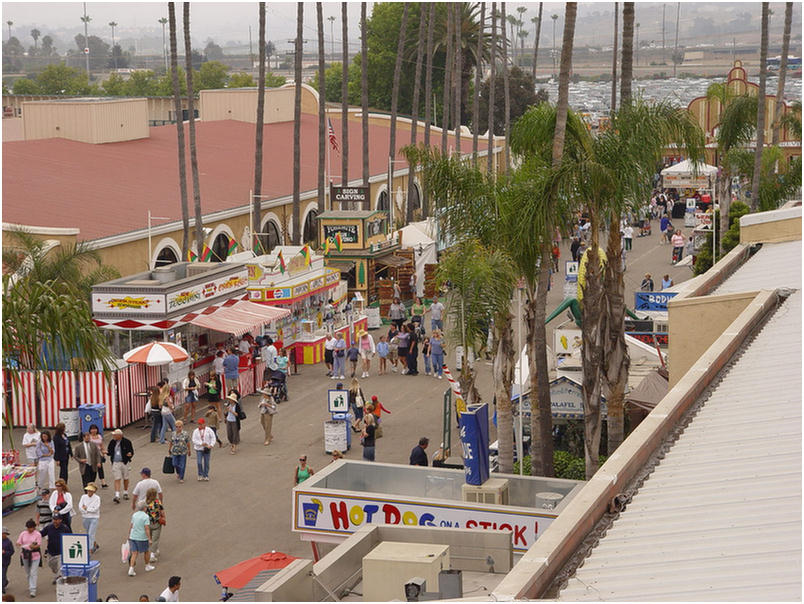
341 2 349 190
751 2 769 211
254 3 267 241
168 3 189 258
442 3 453 155
292 2 303 245
771 2 793 147
551 2 575 165
501 2 511 174
611 2 618 114
361 2 369 188
531 3 543 84
620 2 634 106
453 4 462 156
493 312 515 474
407 7 426 224
317 3 326 213
388 2 409 227
487 3 496 175
183 3 203 258
473 2 485 168
422 3 436 217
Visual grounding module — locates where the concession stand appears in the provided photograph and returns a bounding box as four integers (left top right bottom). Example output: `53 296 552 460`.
317 210 412 304
246 246 367 365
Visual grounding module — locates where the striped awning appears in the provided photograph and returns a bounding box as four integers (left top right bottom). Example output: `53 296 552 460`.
188 300 290 336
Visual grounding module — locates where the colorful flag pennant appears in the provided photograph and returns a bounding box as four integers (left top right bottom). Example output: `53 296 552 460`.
323 238 333 255
327 118 339 153
227 238 239 257
298 245 311 267
200 243 212 262
277 249 286 274
187 249 197 262
253 234 264 255
335 232 343 252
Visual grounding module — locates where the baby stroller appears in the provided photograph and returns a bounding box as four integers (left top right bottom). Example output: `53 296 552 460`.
267 369 288 402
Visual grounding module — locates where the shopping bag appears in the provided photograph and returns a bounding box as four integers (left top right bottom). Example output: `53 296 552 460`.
162 455 175 474
121 541 130 564
375 424 384 439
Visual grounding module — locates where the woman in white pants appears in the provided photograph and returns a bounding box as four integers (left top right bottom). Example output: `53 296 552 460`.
35 430 56 490
78 482 101 553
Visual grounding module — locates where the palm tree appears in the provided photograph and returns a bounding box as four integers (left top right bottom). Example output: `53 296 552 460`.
751 2 769 210
183 3 203 260
422 3 436 216
772 2 794 146
317 3 326 213
531 3 543 83
487 2 496 175
253 2 266 243
442 3 453 154
388 2 409 226
109 21 118 70
611 2 618 113
292 2 303 245
158 17 169 72
30 28 40 51
6 21 12 41
472 2 485 168
454 2 463 155
341 2 349 190
407 6 427 223
620 3 634 106
168 3 190 257
361 2 369 188
501 2 511 174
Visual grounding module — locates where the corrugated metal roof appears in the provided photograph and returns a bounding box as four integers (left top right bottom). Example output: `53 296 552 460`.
712 239 802 295
558 289 802 602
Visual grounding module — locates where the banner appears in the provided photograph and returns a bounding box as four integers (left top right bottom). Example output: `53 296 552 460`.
331 186 369 207
634 291 677 312
459 403 490 485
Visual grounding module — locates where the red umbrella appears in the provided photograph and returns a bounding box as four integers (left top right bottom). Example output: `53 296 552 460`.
214 551 297 590
123 341 189 366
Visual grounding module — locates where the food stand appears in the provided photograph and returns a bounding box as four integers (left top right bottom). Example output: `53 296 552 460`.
661 160 719 218
246 246 368 365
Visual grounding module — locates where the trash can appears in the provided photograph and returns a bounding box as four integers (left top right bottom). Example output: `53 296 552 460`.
56 575 87 602
79 404 106 437
331 411 353 450
59 408 80 440
62 560 101 603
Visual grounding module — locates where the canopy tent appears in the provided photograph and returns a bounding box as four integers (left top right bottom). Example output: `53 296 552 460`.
398 220 437 298
188 300 290 337
625 368 669 411
214 551 297 591
661 160 718 189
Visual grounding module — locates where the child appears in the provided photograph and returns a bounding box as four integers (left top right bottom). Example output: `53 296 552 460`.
206 371 223 422
346 342 360 378
276 348 289 376
376 335 389 375
203 405 223 447
421 336 432 376
388 332 400 373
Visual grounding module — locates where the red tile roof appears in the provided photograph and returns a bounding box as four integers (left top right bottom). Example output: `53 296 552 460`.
2 115 489 242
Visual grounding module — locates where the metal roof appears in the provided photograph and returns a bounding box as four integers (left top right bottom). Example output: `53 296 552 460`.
712 239 802 295
558 288 802 601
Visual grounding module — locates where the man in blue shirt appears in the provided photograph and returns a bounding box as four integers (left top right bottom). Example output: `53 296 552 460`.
222 348 240 392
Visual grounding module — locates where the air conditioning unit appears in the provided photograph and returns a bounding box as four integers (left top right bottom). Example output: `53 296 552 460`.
461 478 509 506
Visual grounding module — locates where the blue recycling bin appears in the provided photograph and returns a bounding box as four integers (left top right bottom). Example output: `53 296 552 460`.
331 411 353 450
62 560 101 602
79 404 106 437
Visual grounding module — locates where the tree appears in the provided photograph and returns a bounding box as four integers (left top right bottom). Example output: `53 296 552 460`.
129 69 162 96
228 72 255 87
407 6 427 223
12 77 39 95
751 2 769 210
253 2 267 248
109 22 118 70
477 66 544 135
621 3 634 105
196 61 228 90
341 2 349 188
292 2 303 245
31 63 93 95
531 3 543 83
611 2 618 113
183 3 204 265
110 45 130 70
473 2 486 167
317 2 326 214
388 2 409 225
454 0 463 155
441 3 453 154
6 20 12 41
501 2 511 173
422 3 436 215
487 2 496 175
30 28 40 51
265 40 276 69
74 34 110 71
168 3 190 258
204 39 224 61
101 72 127 96
361 2 369 187
40 35 54 57
771 3 793 146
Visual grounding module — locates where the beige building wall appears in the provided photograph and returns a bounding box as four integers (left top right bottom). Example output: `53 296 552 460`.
740 216 801 244
22 98 149 143
200 84 318 123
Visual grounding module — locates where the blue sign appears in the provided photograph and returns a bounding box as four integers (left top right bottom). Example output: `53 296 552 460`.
634 291 677 312
565 261 579 282
458 403 490 485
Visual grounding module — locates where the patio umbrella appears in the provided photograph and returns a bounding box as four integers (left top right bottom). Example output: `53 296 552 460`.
123 341 189 366
214 551 297 590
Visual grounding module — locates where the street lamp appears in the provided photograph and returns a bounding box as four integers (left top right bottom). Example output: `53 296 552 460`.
158 17 168 73
327 15 336 61
551 13 558 77
109 21 118 70
81 3 91 79
635 22 640 67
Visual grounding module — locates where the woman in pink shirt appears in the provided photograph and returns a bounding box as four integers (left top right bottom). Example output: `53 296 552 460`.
357 330 376 378
16 519 42 598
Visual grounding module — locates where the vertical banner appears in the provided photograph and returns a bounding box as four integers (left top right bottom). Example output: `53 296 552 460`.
39 371 77 428
117 365 133 427
458 403 490 486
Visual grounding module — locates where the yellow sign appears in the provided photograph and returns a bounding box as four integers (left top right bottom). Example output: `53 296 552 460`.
107 296 153 310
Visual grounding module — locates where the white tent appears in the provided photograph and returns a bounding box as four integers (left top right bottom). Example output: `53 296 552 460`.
398 220 437 298
661 160 718 189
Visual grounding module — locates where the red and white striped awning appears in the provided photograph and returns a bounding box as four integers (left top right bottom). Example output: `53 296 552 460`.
188 300 290 336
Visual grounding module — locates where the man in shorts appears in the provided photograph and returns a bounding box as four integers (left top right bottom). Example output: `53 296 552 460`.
131 467 162 510
429 297 445 333
107 429 134 504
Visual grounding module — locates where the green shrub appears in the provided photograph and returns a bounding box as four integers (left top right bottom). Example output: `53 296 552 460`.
513 450 606 481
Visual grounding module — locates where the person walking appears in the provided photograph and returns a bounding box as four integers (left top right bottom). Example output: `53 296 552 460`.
332 332 347 380
623 224 634 251
35 488 52 530
323 332 335 377
421 336 432 376
167 421 190 483
411 297 426 333
131 468 162 511
48 479 74 531
21 424 40 467
430 330 445 379
192 419 215 481
127 500 155 576
107 429 134 504
348 378 366 426
181 371 200 423
87 425 109 489
293 455 314 485
429 296 445 333
388 297 406 330
222 348 240 394
641 273 654 292
78 482 101 553
387 329 400 373
661 274 674 290
212 349 225 384
376 335 389 375
224 392 242 454
257 389 277 446
406 324 419 376
361 414 377 462
205 371 223 422
74 431 102 488
16 520 42 598
159 391 177 445
159 576 181 602
357 330 376 378
409 437 429 466
396 326 410 374
262 338 278 374
35 430 56 490
346 340 360 378
148 382 165 444
144 488 165 563
2 527 13 595
52 422 71 483
671 229 685 263
203 405 223 447
41 512 70 583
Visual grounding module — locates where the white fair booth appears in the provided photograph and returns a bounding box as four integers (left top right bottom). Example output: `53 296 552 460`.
398 220 437 299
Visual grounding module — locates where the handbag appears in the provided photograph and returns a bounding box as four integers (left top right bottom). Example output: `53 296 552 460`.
375 424 384 439
121 541 130 564
162 455 175 474
355 391 364 409
236 403 247 420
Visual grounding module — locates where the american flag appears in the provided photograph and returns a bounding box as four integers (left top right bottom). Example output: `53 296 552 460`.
327 118 340 153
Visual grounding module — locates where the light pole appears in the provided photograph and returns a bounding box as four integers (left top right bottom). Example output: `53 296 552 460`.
81 3 91 79
147 211 171 271
635 22 640 67
158 17 168 73
551 13 558 77
109 21 118 70
327 15 335 61
6 21 12 41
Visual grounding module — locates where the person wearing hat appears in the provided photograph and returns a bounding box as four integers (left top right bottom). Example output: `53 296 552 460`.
2 527 13 594
131 467 162 511
257 389 278 446
357 329 376 379
191 418 216 480
78 482 101 554
224 391 243 454
107 429 134 504
40 513 70 584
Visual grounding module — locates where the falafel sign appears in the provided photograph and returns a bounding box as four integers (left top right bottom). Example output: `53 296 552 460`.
292 490 558 552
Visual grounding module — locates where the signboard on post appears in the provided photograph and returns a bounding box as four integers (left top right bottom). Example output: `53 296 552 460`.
61 533 90 566
331 186 369 208
442 388 452 458
565 261 579 282
323 224 359 244
634 291 677 312
327 389 348 413
458 403 490 485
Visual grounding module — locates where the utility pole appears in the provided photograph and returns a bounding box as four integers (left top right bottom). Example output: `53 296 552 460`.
109 21 118 70
249 25 253 68
551 13 558 77
158 17 168 73
81 3 91 79
673 2 680 78
661 4 666 64
635 22 640 67
328 15 335 60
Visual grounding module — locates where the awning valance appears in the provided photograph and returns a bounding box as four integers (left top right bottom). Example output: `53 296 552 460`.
326 260 356 272
375 255 412 268
188 300 290 336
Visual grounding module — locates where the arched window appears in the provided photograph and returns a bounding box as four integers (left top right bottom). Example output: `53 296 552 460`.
155 246 178 267
303 210 319 245
258 221 281 254
377 190 389 212
211 233 229 262
408 183 421 213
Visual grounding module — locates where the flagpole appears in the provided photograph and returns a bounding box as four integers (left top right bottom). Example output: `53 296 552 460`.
249 189 254 251
326 111 331 212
